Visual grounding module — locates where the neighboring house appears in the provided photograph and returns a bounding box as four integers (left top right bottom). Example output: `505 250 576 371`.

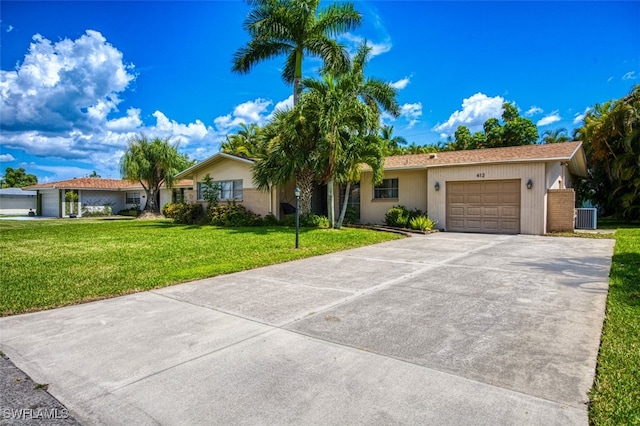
359 141 587 234
174 152 297 219
23 178 192 218
0 187 37 215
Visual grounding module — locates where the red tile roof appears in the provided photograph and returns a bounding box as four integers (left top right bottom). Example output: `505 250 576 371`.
380 141 583 170
24 178 193 190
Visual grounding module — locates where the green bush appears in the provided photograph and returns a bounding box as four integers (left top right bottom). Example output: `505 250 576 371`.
263 213 280 226
208 204 262 227
384 205 424 228
163 203 203 224
118 208 140 217
282 213 330 228
344 206 359 224
409 216 437 231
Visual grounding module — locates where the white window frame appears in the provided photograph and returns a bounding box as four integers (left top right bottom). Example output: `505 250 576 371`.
125 192 141 204
198 179 243 201
373 178 399 200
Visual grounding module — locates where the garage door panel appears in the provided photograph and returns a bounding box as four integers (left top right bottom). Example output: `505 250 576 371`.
446 179 520 234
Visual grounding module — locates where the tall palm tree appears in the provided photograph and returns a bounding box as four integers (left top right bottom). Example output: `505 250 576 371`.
541 128 570 144
300 42 399 226
232 0 361 105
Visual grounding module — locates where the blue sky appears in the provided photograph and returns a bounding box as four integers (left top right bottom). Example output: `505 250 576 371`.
1 1 638 183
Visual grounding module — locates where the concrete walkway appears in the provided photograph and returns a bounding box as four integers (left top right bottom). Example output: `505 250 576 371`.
0 233 614 425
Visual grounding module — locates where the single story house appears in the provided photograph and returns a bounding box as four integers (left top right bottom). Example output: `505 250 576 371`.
174 152 295 218
23 178 192 218
0 187 37 215
359 141 587 235
177 142 587 235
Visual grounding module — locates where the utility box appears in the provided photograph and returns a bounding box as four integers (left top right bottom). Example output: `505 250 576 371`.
575 208 597 230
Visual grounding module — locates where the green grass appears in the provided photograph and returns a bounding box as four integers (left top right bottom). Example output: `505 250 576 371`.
589 228 640 426
0 219 401 316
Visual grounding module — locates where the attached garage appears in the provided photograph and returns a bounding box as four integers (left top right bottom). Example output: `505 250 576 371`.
446 180 520 234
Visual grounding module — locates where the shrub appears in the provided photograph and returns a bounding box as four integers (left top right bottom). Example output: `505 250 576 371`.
344 206 359 224
208 204 262 227
409 216 437 231
282 213 330 228
263 213 280 226
385 205 424 228
163 203 203 224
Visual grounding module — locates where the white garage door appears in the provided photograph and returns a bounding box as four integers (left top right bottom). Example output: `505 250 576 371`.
446 180 521 234
41 191 60 217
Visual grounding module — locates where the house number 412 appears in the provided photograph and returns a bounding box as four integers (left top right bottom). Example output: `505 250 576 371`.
476 173 485 178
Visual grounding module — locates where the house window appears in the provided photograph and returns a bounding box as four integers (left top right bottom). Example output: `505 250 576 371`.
126 192 141 204
198 180 243 201
373 179 398 199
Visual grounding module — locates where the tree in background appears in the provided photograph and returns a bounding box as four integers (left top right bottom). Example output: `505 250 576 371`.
574 85 639 219
120 134 193 214
450 102 538 150
541 128 570 144
87 170 101 178
221 123 263 158
379 125 408 155
232 0 361 105
1 167 37 188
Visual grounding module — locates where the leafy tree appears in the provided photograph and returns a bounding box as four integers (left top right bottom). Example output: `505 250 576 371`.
232 0 361 105
1 167 37 188
221 123 264 158
120 134 193 214
574 85 640 219
88 171 101 178
449 102 538 150
201 174 222 207
541 128 570 144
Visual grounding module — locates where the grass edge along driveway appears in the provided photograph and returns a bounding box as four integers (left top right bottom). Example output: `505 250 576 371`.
0 219 401 316
589 228 640 426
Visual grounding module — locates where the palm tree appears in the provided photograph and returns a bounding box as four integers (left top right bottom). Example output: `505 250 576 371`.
252 108 321 216
120 134 193 214
300 42 399 226
221 122 263 158
379 125 407 155
232 0 361 105
541 128 570 144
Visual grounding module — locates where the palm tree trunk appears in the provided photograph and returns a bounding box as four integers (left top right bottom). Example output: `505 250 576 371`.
335 181 351 229
296 168 314 216
327 178 335 227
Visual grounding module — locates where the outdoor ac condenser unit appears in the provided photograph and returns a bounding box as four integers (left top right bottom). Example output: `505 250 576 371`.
575 208 597 230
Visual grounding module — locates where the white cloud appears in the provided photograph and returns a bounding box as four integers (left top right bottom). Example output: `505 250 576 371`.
390 77 410 90
525 106 543 117
400 102 422 128
573 107 592 125
433 93 504 134
536 111 561 126
105 108 142 132
0 154 15 162
0 30 135 133
214 98 273 132
339 33 392 58
273 95 294 113
7 25 14 33
622 71 637 80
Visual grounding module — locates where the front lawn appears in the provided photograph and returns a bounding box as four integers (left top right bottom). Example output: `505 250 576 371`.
590 228 640 425
0 219 401 316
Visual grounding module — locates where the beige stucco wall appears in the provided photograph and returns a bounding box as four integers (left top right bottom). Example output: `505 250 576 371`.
190 159 272 217
427 163 546 235
359 169 428 224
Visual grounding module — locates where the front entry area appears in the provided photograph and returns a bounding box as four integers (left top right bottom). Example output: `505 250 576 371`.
446 180 521 234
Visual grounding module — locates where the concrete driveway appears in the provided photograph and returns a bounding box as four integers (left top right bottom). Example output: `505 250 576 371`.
0 233 614 425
